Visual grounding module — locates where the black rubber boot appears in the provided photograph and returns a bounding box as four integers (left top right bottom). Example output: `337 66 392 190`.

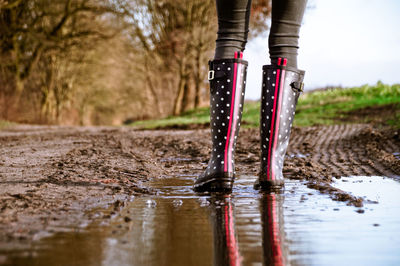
194 52 248 192
254 57 305 191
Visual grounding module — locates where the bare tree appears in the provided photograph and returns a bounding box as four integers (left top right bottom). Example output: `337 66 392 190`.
0 0 120 115
0 0 272 124
123 0 272 116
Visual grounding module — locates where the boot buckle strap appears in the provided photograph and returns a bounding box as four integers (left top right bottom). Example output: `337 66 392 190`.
290 82 304 92
208 70 215 80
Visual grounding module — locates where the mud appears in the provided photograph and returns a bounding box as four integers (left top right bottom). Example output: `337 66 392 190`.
0 122 399 246
338 103 400 125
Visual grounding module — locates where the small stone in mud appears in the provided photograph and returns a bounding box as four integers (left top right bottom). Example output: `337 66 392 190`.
124 216 131 222
299 195 307 202
172 199 183 207
305 161 314 167
356 209 365 214
112 186 122 191
113 200 124 210
146 199 157 207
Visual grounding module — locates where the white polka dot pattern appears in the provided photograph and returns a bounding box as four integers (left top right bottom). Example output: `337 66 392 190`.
259 64 305 183
198 58 248 181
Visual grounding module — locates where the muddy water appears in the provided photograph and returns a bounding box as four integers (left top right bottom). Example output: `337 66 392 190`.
3 174 400 266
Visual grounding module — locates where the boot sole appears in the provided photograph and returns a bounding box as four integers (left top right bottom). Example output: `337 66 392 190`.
254 179 284 192
193 177 234 193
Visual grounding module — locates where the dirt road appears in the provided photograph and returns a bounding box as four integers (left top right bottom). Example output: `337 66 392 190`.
0 123 399 245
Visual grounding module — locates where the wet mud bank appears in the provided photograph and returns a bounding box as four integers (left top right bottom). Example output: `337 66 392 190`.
0 123 399 249
0 126 161 245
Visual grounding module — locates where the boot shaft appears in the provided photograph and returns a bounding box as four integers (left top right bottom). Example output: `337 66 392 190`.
194 52 248 192
259 58 305 183
208 52 248 174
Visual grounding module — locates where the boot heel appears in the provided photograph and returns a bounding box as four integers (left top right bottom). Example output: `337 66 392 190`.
194 177 234 192
253 179 284 192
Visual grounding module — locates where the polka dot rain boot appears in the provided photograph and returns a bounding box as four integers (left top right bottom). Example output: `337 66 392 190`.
254 57 305 191
194 51 248 192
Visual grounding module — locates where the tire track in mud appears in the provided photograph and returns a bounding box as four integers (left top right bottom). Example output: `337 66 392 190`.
286 124 399 179
341 124 365 176
350 126 400 178
384 139 398 154
333 124 353 175
308 126 331 172
348 130 386 177
329 124 349 177
329 124 352 176
348 125 395 177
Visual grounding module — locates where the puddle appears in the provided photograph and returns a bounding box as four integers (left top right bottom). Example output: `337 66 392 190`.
393 152 400 160
2 175 400 265
287 153 309 159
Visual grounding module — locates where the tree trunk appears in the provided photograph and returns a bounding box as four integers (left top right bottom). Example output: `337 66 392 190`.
180 81 192 114
144 58 161 115
194 81 201 108
173 76 185 115
173 58 188 115
193 51 203 108
12 31 25 107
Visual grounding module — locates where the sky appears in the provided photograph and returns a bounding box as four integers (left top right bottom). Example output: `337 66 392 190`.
245 0 400 100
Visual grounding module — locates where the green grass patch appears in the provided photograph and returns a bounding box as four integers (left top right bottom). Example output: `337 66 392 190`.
0 120 14 130
294 82 400 127
131 82 400 129
131 106 211 129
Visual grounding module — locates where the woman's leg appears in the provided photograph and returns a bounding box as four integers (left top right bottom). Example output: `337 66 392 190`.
214 0 252 59
256 0 307 191
269 0 307 68
194 0 251 192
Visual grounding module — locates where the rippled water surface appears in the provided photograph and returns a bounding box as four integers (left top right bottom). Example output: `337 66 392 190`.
3 175 400 265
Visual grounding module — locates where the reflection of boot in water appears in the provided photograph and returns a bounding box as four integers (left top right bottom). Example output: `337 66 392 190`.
194 52 248 192
260 194 288 265
209 195 241 266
